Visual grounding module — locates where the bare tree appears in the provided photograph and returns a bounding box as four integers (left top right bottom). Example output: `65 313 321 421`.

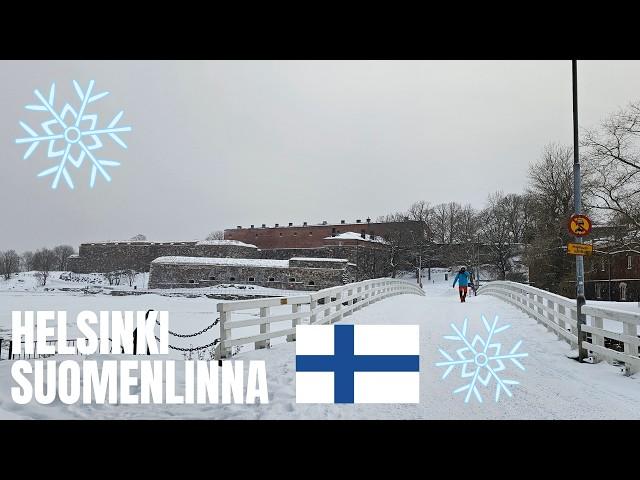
431 202 468 245
446 202 463 244
53 245 75 271
32 248 57 286
524 143 585 290
431 203 449 244
376 212 413 277
205 230 225 240
583 101 640 229
406 200 434 241
130 234 147 241
479 192 518 280
1 250 20 280
103 271 122 286
21 251 35 272
528 143 576 221
123 269 138 287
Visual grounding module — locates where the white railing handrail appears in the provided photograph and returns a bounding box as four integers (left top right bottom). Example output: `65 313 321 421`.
215 277 425 359
478 281 640 375
582 304 640 326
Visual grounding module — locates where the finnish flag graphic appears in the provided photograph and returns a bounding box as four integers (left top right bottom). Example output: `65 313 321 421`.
295 324 420 403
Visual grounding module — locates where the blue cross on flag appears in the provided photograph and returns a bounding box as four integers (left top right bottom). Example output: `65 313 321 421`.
295 324 420 403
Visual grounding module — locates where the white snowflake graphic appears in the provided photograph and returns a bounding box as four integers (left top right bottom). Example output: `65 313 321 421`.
15 80 131 189
435 315 528 403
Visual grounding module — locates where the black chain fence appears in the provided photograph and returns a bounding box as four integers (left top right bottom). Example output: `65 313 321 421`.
155 316 219 338
0 311 224 359
154 336 220 352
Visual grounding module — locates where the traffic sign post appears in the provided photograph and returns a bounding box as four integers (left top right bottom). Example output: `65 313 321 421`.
568 214 592 237
567 242 593 256
571 60 588 363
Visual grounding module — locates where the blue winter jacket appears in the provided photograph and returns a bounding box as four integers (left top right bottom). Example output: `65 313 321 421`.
453 271 470 287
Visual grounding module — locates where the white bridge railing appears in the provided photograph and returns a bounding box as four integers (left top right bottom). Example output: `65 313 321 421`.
478 281 640 375
214 278 425 359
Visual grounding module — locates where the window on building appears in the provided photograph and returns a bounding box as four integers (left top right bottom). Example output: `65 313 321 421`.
255 233 259 237
229 277 236 282
308 281 315 286
289 277 296 282
309 232 313 236
248 277 255 282
628 256 633 269
188 280 195 284
279 233 283 236
209 276 215 281
293 232 297 236
620 282 627 301
269 277 275 282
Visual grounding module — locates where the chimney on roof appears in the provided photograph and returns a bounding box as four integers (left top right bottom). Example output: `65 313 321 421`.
250 225 254 229
322 221 327 225
366 217 371 223
262 224 266 228
356 219 361 223
341 219 346 224
237 225 242 229
275 223 279 227
303 221 308 226
289 222 293 227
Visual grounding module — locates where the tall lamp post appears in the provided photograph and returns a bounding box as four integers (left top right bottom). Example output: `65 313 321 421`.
572 60 588 362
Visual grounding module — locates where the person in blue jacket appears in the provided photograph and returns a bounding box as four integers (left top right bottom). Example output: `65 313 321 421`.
452 266 471 303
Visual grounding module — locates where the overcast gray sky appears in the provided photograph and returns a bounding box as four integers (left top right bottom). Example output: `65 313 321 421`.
2 60 640 252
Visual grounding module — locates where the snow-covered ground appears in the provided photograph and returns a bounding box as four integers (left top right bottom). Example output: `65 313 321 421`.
0 271 303 297
0 278 638 419
0 271 149 292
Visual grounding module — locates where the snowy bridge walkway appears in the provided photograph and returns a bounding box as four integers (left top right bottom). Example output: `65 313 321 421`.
229 280 640 419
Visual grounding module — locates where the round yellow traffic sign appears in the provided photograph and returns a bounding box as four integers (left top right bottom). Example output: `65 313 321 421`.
568 214 592 237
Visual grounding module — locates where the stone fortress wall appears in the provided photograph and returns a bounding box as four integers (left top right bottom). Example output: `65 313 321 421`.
66 222 396 290
147 257 356 291
67 240 260 273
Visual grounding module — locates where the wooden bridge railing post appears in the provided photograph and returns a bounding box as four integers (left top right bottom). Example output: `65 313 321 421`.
256 306 271 350
287 304 300 342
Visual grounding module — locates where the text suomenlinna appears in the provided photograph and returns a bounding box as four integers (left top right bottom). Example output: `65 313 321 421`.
10 311 269 405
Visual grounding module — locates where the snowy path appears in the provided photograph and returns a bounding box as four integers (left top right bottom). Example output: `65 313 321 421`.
1 282 638 419
235 281 640 420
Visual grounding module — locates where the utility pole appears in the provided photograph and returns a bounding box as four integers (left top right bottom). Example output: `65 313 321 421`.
572 60 588 362
418 255 423 288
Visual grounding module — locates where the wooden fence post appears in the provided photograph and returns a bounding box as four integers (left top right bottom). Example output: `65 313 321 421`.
310 298 318 324
287 304 300 342
345 287 354 316
591 315 604 363
335 291 343 323
217 309 231 359
324 295 331 323
256 306 271 349
622 321 637 374
555 302 565 334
